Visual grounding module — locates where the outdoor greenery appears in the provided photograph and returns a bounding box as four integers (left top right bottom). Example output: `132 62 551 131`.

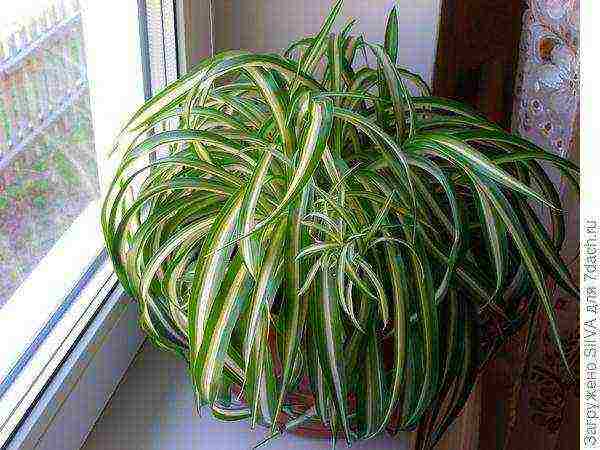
102 2 579 448
0 0 95 308
0 109 97 307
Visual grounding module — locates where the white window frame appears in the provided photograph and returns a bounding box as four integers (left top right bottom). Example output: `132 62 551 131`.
0 0 188 447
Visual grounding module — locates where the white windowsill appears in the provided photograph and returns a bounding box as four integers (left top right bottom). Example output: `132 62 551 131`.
82 342 409 450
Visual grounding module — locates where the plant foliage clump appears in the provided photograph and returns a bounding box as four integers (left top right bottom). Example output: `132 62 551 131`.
102 1 578 447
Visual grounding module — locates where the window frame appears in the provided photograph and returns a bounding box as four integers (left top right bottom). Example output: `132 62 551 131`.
0 0 187 446
0 250 109 401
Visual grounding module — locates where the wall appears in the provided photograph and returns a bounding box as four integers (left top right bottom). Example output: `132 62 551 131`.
213 0 441 85
182 0 213 70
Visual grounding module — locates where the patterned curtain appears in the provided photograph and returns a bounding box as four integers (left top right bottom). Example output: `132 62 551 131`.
479 1 579 449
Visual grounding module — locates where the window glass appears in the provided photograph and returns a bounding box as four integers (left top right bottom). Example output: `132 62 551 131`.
0 0 98 308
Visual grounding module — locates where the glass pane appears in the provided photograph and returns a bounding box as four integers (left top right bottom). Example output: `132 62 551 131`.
0 0 99 309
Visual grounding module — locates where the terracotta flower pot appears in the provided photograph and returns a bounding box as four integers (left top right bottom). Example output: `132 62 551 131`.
228 330 403 440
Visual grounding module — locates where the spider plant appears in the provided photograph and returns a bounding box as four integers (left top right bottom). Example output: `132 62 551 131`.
102 1 579 448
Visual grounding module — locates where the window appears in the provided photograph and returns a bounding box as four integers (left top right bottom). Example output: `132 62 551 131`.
0 0 181 443
0 0 107 384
